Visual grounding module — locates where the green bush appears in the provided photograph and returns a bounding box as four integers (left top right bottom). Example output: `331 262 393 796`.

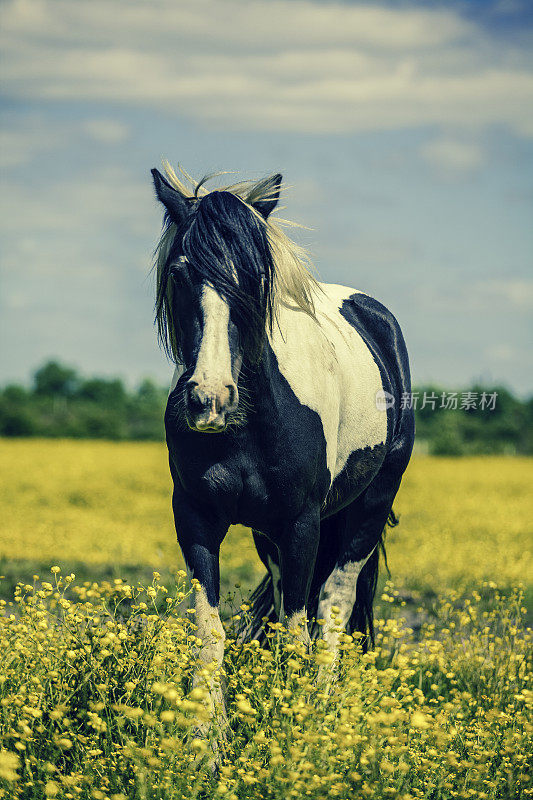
0 361 531 454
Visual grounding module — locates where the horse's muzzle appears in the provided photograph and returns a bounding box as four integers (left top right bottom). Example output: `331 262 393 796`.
185 380 238 432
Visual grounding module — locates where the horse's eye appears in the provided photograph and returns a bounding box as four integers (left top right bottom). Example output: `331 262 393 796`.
170 258 188 283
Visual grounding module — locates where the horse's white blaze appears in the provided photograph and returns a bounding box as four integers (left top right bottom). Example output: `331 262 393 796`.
190 283 233 395
270 282 387 483
317 549 374 651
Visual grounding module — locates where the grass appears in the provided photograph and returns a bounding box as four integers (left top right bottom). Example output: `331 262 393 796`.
0 440 531 799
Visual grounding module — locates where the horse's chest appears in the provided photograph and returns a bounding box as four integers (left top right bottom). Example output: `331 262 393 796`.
216 440 325 527
237 450 318 526
169 412 327 529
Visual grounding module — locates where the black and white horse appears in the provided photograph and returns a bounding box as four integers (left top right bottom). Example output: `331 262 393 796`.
151 164 415 721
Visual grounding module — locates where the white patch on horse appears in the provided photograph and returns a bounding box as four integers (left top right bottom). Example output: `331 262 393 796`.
270 282 387 484
267 555 281 617
187 583 227 747
317 549 375 651
192 584 226 673
184 565 226 715
192 283 233 394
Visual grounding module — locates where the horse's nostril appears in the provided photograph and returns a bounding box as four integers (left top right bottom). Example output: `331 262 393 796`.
226 384 238 408
186 381 203 410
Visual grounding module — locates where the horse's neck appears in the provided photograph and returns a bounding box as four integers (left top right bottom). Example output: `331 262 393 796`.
245 303 336 414
269 296 336 369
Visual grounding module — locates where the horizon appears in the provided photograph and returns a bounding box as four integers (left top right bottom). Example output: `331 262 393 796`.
2 357 531 401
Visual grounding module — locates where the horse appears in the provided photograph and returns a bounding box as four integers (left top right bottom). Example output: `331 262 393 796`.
151 163 415 732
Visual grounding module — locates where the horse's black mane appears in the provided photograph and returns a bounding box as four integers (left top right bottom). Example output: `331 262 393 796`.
156 190 275 364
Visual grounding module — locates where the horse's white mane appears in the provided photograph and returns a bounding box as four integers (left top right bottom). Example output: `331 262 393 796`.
156 162 320 321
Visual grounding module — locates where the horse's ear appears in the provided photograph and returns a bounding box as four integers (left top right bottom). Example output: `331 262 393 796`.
151 168 190 225
250 173 282 219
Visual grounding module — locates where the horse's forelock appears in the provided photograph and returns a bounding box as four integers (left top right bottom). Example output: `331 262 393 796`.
182 191 274 362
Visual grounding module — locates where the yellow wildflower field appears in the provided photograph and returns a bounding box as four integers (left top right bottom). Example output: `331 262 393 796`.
0 571 531 799
0 440 531 592
0 441 531 799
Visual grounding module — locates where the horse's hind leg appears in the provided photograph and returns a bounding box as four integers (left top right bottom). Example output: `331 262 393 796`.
316 530 377 655
316 465 404 658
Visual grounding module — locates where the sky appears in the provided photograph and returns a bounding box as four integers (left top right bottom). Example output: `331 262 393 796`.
1 0 532 393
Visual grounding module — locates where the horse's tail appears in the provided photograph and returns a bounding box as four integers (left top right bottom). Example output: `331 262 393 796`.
348 524 391 651
235 573 275 642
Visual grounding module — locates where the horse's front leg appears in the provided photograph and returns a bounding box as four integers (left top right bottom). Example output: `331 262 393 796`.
278 505 320 645
172 491 228 748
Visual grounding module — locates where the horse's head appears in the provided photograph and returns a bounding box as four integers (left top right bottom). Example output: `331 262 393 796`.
152 169 281 432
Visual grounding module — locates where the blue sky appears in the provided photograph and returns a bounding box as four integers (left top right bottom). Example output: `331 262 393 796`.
1 0 532 393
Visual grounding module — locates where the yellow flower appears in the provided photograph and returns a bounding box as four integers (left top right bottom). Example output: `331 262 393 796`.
0 750 19 782
411 711 431 729
315 650 335 666
57 737 73 749
236 698 256 716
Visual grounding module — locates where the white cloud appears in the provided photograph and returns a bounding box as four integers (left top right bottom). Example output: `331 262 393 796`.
0 130 53 168
324 234 420 269
1 0 532 135
0 115 131 168
413 278 533 314
82 119 130 143
1 0 470 50
420 137 485 173
0 114 77 167
483 279 533 311
0 166 154 238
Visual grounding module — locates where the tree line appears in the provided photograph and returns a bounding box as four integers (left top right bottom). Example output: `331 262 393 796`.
0 361 531 455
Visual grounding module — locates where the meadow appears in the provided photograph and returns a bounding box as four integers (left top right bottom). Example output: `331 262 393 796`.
0 441 531 799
